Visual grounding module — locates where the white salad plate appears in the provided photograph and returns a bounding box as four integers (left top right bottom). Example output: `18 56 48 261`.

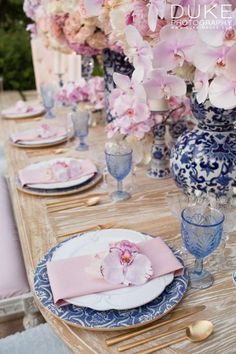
2 105 45 119
51 229 174 311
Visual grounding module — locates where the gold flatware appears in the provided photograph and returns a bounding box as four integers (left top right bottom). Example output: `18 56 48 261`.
105 305 206 346
47 192 107 207
57 222 116 239
136 320 213 354
118 322 188 352
48 196 101 213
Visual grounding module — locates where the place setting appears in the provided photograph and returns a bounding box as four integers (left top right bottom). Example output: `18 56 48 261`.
9 123 69 148
16 157 102 196
1 100 45 119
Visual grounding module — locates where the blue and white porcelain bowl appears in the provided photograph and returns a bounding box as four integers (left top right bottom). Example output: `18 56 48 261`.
170 94 236 197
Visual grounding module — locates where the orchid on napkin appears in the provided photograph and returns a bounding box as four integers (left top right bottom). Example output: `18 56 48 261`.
19 158 97 186
11 124 67 143
101 240 153 286
15 101 34 113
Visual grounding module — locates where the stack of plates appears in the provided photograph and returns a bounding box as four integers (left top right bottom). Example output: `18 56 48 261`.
34 229 188 330
16 158 102 196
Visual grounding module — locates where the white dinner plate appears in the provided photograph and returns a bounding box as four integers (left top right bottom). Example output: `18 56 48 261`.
51 229 174 311
12 134 68 147
21 158 95 190
2 105 45 119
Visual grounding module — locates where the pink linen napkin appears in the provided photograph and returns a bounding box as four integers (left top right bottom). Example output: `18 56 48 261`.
11 125 67 143
47 237 184 306
7 101 34 115
19 159 97 186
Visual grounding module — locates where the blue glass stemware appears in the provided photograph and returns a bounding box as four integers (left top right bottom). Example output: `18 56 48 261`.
71 110 90 151
181 206 224 289
105 144 132 202
40 85 55 119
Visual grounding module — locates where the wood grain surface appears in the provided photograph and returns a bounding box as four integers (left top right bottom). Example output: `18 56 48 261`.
1 91 236 354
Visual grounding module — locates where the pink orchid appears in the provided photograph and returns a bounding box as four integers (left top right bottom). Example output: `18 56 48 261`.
101 240 153 286
143 69 186 100
198 6 236 47
208 75 236 109
193 43 231 76
194 70 210 103
148 0 166 31
125 25 153 81
113 72 147 101
15 101 34 113
37 124 57 139
51 160 81 182
153 25 197 71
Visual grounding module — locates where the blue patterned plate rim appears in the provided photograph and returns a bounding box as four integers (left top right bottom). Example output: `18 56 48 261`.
34 232 189 331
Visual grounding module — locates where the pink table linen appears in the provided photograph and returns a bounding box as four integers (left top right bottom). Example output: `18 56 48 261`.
47 237 184 306
19 159 97 186
11 127 67 143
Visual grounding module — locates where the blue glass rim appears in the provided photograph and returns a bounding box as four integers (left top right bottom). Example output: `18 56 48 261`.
104 149 133 157
181 207 225 228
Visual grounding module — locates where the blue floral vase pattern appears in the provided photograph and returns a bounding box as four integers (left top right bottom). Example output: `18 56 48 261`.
103 48 134 122
170 94 236 196
147 122 171 179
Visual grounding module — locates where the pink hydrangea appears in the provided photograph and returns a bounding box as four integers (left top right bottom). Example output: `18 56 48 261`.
101 240 153 286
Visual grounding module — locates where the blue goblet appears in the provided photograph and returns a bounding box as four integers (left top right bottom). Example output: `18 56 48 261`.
105 144 132 202
40 85 55 119
181 206 224 289
71 110 90 151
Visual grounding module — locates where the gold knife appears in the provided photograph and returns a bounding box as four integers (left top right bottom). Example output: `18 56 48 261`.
105 305 206 346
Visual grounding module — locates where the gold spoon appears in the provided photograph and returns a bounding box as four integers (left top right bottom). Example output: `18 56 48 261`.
136 320 214 354
85 196 101 207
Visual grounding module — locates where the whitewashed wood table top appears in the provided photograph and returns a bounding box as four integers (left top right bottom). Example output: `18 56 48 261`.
1 91 236 354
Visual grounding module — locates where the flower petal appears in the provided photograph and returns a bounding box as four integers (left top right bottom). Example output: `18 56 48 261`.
209 76 236 109
101 253 125 284
125 254 153 285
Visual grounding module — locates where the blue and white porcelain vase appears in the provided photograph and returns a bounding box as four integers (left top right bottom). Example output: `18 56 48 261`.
168 118 188 149
170 94 236 197
147 122 171 179
103 48 134 122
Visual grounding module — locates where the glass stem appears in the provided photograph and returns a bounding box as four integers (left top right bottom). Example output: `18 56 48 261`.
80 136 85 146
117 180 123 193
193 258 203 275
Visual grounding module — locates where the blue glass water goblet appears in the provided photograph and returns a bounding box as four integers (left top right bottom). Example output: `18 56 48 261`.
105 144 132 202
181 206 224 289
71 110 90 151
40 85 55 119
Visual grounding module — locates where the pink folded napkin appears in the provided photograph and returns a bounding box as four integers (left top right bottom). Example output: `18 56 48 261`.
47 237 184 306
19 159 97 186
11 124 67 143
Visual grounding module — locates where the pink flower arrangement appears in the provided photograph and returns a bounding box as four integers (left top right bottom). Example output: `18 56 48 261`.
101 240 153 286
56 77 105 109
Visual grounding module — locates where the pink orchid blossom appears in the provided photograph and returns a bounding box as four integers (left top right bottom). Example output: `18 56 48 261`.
15 101 34 113
198 6 236 47
209 75 236 109
143 69 186 100
148 0 166 31
51 160 81 182
101 240 153 286
125 25 153 81
153 25 197 71
113 72 147 101
194 70 210 103
193 43 231 76
37 124 57 139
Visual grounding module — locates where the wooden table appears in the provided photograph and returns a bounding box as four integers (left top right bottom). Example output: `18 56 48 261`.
1 91 236 354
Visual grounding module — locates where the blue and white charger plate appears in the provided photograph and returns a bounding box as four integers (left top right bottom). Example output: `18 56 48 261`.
34 232 188 331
